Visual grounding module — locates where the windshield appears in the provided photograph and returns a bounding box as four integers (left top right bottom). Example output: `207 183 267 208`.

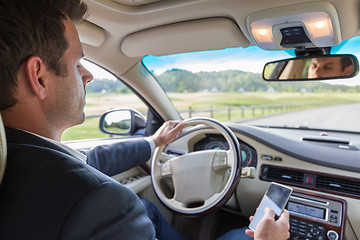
142 37 360 133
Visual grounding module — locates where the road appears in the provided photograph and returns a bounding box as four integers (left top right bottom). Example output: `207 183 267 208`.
242 103 360 132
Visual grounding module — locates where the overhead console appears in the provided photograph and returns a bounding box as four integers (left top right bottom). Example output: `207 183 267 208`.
246 2 342 50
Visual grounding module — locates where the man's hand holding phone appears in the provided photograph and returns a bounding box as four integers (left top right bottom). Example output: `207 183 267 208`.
246 182 292 240
245 208 290 240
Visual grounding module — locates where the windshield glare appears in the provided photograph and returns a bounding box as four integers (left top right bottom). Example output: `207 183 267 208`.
142 37 360 133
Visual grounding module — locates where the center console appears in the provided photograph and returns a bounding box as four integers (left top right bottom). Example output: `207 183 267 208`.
286 190 346 240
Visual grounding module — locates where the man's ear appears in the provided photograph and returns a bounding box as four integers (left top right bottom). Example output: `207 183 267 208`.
343 65 354 76
24 56 49 100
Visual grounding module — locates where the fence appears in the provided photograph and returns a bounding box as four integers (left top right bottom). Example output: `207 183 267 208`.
177 103 324 121
86 102 325 122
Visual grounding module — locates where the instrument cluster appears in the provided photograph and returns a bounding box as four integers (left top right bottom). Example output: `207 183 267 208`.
193 134 257 168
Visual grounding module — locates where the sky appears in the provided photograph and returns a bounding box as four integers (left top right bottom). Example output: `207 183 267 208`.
82 60 116 80
84 36 360 86
142 46 291 75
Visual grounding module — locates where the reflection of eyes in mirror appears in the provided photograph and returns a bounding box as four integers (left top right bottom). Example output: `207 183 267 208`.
263 55 358 81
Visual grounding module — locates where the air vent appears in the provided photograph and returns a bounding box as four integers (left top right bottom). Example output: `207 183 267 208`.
261 165 360 199
316 176 360 196
262 166 304 184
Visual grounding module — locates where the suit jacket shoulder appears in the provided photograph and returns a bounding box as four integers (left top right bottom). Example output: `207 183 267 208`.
0 128 155 240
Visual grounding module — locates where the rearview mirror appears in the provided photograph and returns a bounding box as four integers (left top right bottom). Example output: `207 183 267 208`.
263 54 359 81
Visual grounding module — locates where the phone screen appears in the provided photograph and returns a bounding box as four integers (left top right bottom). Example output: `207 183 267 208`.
248 182 293 231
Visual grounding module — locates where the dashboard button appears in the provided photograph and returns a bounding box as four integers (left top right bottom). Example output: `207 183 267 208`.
327 230 339 240
318 226 325 231
330 219 338 223
261 155 273 160
298 231 306 236
311 228 320 236
291 218 299 223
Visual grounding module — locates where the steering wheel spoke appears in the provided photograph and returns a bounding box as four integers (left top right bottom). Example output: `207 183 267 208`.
212 150 230 171
161 160 173 177
159 152 174 163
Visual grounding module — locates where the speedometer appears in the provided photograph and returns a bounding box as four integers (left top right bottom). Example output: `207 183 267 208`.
193 134 257 168
240 145 253 167
204 140 228 150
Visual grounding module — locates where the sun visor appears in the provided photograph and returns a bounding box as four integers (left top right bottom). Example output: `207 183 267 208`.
121 18 249 57
76 21 106 47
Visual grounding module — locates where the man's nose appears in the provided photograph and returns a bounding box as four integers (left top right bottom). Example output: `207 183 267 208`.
82 65 94 84
314 67 322 76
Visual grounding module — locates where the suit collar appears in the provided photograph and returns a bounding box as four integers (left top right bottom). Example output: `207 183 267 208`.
5 127 74 158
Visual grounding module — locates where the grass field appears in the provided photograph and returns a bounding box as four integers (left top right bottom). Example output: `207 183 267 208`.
61 92 360 141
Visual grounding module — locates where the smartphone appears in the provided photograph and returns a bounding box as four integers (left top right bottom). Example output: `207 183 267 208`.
249 182 293 231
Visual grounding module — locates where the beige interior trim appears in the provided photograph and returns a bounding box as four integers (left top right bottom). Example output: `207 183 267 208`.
121 17 250 57
111 167 151 193
76 20 106 47
345 218 358 240
121 61 182 120
0 114 7 184
112 0 164 6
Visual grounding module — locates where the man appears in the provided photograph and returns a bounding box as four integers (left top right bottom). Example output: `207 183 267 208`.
307 56 354 78
0 0 289 239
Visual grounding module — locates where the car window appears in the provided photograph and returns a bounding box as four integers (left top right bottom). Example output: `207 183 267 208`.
61 60 148 141
142 37 360 133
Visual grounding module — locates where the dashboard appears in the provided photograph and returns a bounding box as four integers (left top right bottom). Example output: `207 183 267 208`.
193 134 257 168
164 124 360 239
65 123 360 239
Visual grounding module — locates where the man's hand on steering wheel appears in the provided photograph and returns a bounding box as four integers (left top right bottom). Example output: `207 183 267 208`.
150 120 186 147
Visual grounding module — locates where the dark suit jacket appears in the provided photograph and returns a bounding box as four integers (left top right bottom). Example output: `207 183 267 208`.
83 137 152 176
0 127 155 240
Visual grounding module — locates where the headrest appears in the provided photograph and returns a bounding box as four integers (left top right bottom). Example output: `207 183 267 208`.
0 114 7 184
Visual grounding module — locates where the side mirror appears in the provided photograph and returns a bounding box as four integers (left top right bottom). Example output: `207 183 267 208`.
99 109 146 136
263 54 359 81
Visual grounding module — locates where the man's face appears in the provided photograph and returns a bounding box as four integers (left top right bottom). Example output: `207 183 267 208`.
46 18 93 131
307 57 344 78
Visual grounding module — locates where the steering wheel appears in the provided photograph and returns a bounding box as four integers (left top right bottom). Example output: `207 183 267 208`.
151 117 242 215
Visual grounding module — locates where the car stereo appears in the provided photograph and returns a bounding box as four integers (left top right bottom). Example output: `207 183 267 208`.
286 190 346 240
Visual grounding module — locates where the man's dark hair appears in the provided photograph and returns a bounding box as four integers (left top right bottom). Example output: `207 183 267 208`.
0 0 88 111
340 57 353 71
